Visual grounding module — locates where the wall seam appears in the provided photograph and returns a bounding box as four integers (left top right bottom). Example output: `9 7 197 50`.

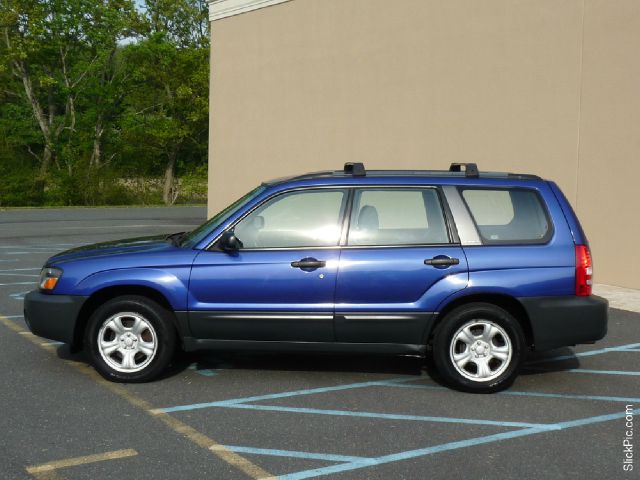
574 0 586 212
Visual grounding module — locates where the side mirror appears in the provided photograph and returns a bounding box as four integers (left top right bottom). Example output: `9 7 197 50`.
219 230 243 252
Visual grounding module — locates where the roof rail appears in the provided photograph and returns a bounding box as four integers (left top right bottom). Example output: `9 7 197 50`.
449 163 479 178
344 162 366 177
264 163 542 186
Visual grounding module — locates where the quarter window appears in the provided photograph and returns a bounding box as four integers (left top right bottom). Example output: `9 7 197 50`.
461 188 551 244
234 190 346 249
347 189 450 246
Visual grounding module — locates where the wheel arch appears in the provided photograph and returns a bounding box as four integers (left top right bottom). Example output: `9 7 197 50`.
427 293 534 349
73 285 181 350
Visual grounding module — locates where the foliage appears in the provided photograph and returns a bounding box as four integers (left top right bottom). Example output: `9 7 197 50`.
0 0 209 206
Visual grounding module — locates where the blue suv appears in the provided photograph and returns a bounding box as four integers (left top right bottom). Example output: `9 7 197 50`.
24 163 608 392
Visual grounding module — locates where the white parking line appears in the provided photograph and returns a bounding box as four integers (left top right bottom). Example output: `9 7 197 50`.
0 268 41 272
0 244 76 249
0 273 39 277
10 291 30 300
59 224 197 230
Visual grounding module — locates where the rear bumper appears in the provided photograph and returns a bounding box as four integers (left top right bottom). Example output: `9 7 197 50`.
518 295 608 351
24 291 88 344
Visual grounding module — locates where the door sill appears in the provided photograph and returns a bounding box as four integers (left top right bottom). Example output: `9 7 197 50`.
182 338 426 355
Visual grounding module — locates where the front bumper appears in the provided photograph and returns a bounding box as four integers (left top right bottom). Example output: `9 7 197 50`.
519 295 608 351
24 291 88 344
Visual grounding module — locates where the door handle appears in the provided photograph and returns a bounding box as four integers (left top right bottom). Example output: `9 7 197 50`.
291 259 326 269
424 256 460 267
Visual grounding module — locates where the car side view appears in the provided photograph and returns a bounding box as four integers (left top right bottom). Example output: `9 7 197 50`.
24 163 608 392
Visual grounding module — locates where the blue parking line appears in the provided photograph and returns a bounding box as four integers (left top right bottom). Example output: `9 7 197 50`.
188 363 218 377
153 377 418 413
377 380 640 404
527 342 640 365
194 402 557 430
280 428 548 480
221 445 372 464
278 408 640 480
152 374 555 428
500 389 640 402
545 368 640 377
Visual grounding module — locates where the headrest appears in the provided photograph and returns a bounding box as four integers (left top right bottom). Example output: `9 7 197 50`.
358 205 379 231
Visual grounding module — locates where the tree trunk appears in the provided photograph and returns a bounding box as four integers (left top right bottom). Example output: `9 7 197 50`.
40 143 53 175
90 120 104 168
15 61 55 174
162 155 177 205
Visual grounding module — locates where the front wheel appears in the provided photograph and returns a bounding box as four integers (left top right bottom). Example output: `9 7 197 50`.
431 303 525 393
85 295 177 382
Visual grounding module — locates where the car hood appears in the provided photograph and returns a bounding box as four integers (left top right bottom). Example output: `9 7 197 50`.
46 235 177 265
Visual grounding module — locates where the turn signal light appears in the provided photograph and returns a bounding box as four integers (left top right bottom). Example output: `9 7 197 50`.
39 267 63 291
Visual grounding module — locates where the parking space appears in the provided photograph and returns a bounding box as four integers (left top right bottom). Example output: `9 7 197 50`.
1 207 638 479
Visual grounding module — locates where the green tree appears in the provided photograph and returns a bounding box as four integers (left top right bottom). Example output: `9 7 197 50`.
0 0 137 178
119 0 209 204
0 0 210 206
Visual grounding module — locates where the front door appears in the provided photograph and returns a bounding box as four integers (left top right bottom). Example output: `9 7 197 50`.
189 188 348 342
334 187 468 344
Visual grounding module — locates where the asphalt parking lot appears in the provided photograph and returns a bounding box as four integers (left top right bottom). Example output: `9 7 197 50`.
1 206 638 480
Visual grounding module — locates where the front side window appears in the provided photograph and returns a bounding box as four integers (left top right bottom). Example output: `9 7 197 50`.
234 189 347 249
461 188 551 244
347 188 450 246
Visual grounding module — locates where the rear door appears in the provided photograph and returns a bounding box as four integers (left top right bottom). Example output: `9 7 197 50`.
334 187 468 344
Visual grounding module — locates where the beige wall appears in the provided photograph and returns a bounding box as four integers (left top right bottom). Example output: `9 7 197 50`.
208 0 640 289
576 0 640 289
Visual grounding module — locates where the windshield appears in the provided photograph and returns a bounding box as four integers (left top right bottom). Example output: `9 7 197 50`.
179 185 266 248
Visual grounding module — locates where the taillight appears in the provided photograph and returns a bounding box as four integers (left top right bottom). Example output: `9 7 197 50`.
575 245 592 296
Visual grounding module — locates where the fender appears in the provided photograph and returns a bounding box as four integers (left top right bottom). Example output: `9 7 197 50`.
434 267 574 313
74 267 191 310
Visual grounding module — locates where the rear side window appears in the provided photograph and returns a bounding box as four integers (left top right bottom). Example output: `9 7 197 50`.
461 188 551 244
348 189 450 246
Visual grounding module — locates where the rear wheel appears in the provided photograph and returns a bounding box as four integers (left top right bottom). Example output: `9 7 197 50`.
432 303 525 393
85 295 176 382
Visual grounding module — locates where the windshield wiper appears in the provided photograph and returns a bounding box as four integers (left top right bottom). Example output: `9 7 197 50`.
165 231 186 246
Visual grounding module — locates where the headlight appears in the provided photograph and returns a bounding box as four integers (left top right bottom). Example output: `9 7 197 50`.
39 267 63 291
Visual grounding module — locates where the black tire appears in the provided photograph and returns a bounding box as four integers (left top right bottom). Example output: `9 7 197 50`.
84 295 177 382
431 303 525 393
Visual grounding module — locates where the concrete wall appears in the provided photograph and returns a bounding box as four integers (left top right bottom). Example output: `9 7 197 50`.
208 0 640 289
